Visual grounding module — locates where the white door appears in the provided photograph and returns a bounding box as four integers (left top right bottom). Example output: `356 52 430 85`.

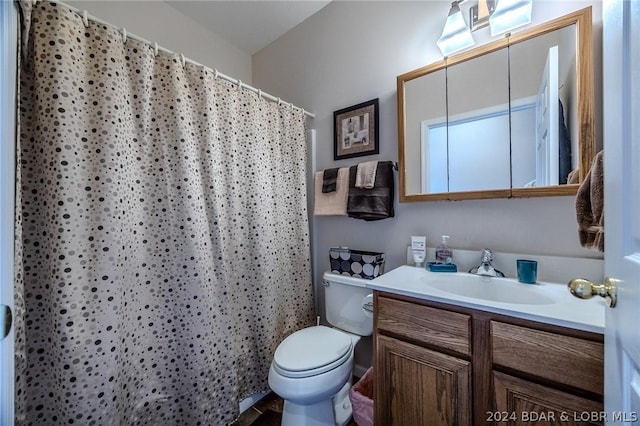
603 0 640 421
535 45 559 187
0 0 18 423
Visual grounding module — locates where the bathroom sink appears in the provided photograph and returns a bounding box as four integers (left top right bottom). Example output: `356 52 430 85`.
367 265 605 333
420 273 555 305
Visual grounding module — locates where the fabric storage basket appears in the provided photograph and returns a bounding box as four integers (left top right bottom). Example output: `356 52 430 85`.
329 247 385 280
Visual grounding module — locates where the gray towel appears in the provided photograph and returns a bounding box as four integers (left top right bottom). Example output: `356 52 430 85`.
322 168 339 193
347 161 395 221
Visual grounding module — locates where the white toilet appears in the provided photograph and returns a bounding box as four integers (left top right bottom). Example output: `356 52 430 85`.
268 272 373 426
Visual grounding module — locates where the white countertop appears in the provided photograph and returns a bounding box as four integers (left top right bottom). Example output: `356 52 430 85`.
367 265 605 334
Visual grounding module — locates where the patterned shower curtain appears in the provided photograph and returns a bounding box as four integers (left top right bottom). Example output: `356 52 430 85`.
14 2 314 424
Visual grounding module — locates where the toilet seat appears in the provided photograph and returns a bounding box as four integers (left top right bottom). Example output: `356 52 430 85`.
273 326 353 379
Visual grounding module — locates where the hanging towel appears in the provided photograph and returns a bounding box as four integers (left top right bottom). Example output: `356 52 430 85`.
347 161 395 221
576 151 604 252
322 168 340 193
355 160 379 189
314 168 350 216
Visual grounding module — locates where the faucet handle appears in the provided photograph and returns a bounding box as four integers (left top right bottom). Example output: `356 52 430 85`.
481 248 493 262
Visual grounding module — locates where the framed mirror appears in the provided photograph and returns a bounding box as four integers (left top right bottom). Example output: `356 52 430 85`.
397 7 595 202
446 47 510 196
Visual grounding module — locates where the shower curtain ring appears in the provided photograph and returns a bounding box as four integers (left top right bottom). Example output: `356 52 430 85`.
214 69 219 79
277 97 281 106
82 10 89 27
180 54 186 68
154 42 159 57
237 80 243 91
258 89 262 99
121 28 127 43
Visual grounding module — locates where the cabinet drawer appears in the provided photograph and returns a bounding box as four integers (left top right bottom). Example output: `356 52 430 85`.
376 295 471 356
491 321 604 394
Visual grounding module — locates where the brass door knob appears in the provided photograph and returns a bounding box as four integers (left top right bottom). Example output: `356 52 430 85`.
568 277 617 308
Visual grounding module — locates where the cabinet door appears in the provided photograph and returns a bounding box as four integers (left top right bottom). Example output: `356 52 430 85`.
493 371 604 425
375 334 471 426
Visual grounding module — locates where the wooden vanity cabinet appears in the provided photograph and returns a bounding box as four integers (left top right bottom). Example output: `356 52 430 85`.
374 296 473 425
374 291 604 426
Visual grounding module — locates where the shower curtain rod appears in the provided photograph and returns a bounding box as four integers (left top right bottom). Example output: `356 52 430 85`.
41 0 316 118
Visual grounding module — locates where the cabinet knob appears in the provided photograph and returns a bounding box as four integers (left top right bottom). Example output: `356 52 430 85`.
567 277 617 308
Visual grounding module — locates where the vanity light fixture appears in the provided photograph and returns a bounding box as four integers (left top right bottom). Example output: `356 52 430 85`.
470 0 496 31
489 0 533 36
437 0 475 57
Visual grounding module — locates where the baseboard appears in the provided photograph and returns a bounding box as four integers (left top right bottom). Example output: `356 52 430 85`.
353 363 370 379
239 391 271 413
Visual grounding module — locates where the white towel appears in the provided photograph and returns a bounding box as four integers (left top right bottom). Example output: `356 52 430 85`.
355 161 378 189
314 168 349 216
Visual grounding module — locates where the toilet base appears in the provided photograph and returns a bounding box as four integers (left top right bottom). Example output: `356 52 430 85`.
332 380 353 426
281 398 335 426
280 380 353 426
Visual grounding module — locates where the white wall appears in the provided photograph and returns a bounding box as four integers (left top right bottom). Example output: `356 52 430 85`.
253 1 603 370
66 1 252 83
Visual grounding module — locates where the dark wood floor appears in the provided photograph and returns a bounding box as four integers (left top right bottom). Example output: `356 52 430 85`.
232 391 358 426
232 392 283 426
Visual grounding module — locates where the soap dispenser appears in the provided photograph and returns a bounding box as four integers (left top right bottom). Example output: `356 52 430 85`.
435 235 452 264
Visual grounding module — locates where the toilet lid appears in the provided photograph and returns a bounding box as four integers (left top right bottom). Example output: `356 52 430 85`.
273 326 352 373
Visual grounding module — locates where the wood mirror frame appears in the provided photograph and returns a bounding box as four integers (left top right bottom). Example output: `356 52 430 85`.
397 7 595 202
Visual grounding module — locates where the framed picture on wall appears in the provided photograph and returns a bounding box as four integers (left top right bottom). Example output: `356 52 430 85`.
333 98 379 160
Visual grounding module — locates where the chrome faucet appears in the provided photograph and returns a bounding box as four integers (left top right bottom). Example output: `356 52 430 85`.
469 248 505 278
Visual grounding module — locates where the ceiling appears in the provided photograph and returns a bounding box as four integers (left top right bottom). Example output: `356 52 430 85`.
166 1 332 56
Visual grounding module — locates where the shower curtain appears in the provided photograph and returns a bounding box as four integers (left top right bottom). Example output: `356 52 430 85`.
14 2 314 424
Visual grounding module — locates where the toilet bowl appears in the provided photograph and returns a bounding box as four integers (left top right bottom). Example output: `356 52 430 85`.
268 272 373 426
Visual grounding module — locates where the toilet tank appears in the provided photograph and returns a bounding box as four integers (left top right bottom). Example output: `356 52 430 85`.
322 272 373 336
